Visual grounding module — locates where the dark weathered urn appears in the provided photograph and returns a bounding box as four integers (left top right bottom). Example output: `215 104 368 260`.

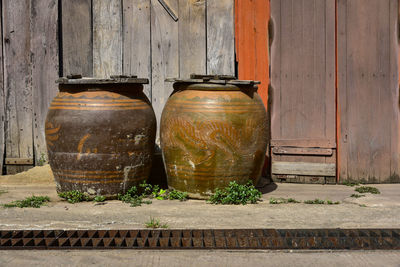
45 75 156 198
160 75 268 199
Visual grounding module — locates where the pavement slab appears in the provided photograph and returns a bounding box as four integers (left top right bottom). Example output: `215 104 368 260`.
1 250 400 267
0 182 399 230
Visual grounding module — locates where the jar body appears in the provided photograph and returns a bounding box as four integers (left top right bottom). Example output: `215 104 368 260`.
160 84 268 199
45 84 156 197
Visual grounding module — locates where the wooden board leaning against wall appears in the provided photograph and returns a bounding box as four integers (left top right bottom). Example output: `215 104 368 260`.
0 0 235 174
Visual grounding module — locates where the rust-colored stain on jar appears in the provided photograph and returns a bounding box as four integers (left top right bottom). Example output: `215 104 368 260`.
45 77 156 198
161 76 268 199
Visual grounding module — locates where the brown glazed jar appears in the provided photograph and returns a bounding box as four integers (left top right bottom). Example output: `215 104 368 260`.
160 75 268 199
45 76 156 198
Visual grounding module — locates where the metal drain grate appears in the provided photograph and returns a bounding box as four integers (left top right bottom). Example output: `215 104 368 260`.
0 229 399 250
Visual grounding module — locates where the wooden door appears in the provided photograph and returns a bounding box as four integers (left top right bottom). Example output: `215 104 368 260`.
337 0 400 183
270 0 336 183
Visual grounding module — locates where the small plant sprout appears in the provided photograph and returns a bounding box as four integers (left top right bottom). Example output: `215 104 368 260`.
3 196 50 208
145 217 169 229
38 152 47 166
0 190 8 196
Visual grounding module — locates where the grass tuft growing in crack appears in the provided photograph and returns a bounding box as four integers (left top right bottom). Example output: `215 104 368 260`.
3 195 50 208
145 217 168 229
304 199 340 205
350 193 365 198
269 197 300 204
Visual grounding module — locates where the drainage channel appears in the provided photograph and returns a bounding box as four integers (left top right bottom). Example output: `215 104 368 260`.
0 229 399 250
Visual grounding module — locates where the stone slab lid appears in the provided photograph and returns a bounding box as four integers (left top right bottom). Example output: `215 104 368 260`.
166 74 261 85
56 74 149 84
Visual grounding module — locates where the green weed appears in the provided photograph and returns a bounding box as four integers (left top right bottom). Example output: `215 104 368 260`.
93 195 106 202
355 186 380 194
118 181 188 207
167 190 189 201
342 181 360 187
269 197 300 204
58 190 89 204
303 199 339 205
304 199 325 204
3 195 50 208
0 190 8 196
350 193 365 198
145 217 168 229
38 152 47 166
208 181 262 205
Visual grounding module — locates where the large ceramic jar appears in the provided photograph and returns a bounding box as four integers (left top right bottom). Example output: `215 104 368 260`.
45 76 156 198
160 75 268 199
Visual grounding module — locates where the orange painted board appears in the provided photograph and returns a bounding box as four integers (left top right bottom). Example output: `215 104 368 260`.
236 0 270 108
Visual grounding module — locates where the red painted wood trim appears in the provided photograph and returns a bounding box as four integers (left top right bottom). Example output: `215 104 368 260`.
235 0 270 108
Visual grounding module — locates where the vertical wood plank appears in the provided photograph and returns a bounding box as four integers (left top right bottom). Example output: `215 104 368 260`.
0 1 4 174
179 0 206 78
31 0 59 165
151 0 179 144
206 0 235 75
389 0 399 182
93 0 122 77
123 0 151 98
254 0 270 107
237 0 256 79
61 0 92 76
325 0 336 142
270 0 281 139
337 0 348 180
3 0 33 174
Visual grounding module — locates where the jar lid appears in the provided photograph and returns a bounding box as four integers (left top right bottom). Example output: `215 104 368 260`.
56 74 149 85
166 74 260 86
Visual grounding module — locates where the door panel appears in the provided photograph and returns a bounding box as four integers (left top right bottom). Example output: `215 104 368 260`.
270 0 336 183
337 0 400 183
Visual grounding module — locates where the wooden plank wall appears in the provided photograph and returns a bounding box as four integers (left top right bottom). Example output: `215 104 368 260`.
0 0 235 174
337 0 400 183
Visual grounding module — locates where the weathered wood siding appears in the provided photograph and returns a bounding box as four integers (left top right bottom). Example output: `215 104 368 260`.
337 0 400 183
0 0 235 174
